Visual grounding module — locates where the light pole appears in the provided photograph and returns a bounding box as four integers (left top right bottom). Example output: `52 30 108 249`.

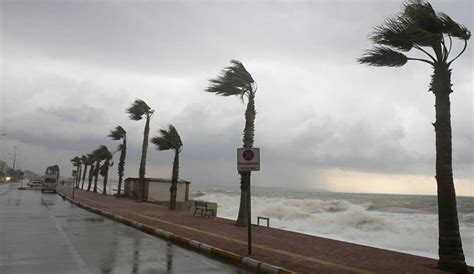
12 146 17 172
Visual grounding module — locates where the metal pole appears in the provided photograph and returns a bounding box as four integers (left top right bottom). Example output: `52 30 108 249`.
247 171 252 255
12 146 17 176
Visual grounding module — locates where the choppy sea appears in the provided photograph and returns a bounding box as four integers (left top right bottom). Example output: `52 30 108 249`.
189 185 474 265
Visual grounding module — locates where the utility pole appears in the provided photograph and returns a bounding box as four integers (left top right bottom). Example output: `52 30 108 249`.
12 146 17 172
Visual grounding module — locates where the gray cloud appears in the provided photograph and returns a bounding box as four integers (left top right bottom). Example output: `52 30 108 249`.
0 0 472 193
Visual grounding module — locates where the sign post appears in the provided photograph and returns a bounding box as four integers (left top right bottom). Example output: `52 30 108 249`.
237 148 260 255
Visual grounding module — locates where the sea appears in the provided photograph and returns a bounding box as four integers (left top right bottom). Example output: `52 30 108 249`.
97 180 473 265
191 185 474 265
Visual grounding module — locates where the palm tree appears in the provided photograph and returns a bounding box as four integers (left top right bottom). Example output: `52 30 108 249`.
87 154 95 192
206 60 257 226
94 145 113 195
151 125 183 210
70 156 81 188
80 155 89 189
108 126 127 196
127 99 154 201
358 1 470 272
91 149 102 193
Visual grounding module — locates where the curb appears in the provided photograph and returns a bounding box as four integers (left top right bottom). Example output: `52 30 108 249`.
57 191 295 274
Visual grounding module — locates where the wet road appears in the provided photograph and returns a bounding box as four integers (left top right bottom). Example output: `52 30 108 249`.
0 183 251 274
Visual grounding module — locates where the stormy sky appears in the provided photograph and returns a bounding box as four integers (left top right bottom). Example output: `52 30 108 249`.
1 0 472 195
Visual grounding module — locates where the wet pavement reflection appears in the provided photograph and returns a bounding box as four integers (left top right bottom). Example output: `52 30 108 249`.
0 183 252 273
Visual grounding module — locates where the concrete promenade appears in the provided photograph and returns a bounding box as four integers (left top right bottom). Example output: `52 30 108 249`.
58 186 458 274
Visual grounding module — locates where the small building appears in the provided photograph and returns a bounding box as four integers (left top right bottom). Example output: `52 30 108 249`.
124 177 191 202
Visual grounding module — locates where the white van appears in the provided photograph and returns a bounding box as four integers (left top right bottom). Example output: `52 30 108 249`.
41 177 57 193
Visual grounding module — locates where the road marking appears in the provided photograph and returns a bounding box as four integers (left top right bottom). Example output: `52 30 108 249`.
66 191 371 274
41 197 90 274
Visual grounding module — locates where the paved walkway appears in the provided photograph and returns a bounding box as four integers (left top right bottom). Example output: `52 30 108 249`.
58 186 457 273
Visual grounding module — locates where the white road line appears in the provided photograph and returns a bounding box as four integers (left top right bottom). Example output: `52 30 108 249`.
41 197 90 274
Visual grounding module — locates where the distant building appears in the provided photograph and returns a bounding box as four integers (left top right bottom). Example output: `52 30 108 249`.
0 160 10 176
124 177 191 202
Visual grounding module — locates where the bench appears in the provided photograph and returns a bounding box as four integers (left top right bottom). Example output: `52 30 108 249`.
193 201 215 218
257 216 270 227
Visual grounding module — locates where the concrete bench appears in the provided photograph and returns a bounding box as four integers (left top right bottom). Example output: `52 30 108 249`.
193 201 215 218
257 216 270 227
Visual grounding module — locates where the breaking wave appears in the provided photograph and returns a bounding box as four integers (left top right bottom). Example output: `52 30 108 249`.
193 190 474 265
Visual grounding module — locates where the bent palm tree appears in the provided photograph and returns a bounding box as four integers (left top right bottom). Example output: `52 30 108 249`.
206 60 257 226
87 154 95 192
358 1 470 272
127 99 154 201
80 155 89 189
95 145 113 195
108 126 127 196
70 156 81 187
91 149 102 193
151 125 183 210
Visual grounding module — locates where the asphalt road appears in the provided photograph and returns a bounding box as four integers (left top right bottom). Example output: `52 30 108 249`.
0 183 251 274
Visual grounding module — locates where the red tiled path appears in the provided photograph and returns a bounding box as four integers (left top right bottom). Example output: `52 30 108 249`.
58 187 464 273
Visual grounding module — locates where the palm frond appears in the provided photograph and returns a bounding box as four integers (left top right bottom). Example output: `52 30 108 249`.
358 47 408 67
71 156 81 166
93 145 112 160
439 13 471 40
151 124 182 152
205 60 255 97
80 155 88 164
108 125 126 140
127 99 152 120
371 18 414 51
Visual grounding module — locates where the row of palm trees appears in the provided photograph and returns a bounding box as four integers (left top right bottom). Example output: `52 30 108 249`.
68 1 468 272
70 100 183 210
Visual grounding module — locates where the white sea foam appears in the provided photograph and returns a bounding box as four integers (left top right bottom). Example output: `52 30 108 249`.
197 191 474 265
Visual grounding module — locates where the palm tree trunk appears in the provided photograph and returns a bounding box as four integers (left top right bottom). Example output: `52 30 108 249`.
102 160 109 195
138 115 150 201
118 139 126 196
76 165 81 188
81 164 88 189
431 63 468 272
236 92 256 227
169 151 179 210
87 165 94 191
93 161 100 193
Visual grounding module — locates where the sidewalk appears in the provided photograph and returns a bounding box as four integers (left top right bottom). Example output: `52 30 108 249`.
58 186 455 274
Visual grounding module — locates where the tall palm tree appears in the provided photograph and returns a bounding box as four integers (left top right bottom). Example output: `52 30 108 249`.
80 155 89 189
87 154 96 192
127 99 154 201
70 156 81 187
151 125 183 210
108 125 127 196
94 145 113 195
206 60 257 226
358 1 470 272
91 149 102 193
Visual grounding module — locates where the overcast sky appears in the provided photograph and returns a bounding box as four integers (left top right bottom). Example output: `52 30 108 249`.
1 0 472 195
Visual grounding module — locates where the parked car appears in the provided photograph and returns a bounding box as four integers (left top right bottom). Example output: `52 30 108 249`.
41 177 57 193
28 179 43 188
0 177 5 183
